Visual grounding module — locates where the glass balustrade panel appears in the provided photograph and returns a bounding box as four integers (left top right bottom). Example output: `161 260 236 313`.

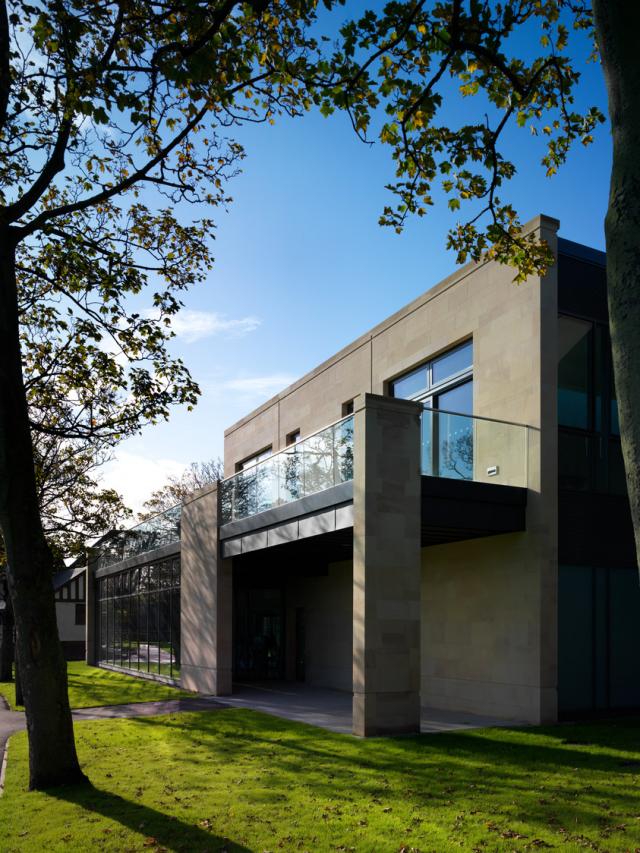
279 446 303 504
302 428 336 496
255 455 279 514
421 408 527 487
334 416 354 483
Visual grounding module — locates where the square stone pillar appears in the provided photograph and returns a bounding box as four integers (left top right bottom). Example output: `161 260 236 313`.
353 393 423 735
180 484 232 695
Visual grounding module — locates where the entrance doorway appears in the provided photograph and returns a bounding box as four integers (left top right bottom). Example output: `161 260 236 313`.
234 586 285 680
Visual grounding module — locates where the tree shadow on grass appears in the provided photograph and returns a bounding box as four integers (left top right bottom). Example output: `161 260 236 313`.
49 782 251 853
127 709 640 839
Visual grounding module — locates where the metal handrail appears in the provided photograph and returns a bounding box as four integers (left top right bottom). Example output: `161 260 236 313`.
421 405 531 430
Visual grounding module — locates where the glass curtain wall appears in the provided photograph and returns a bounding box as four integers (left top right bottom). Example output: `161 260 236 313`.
557 315 624 494
96 555 181 680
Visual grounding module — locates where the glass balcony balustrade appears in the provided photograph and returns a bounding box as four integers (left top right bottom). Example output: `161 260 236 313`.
421 407 529 487
94 504 182 571
220 415 354 524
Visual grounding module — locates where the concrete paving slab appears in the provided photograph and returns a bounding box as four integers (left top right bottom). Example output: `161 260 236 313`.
71 696 226 721
223 683 354 734
223 683 527 736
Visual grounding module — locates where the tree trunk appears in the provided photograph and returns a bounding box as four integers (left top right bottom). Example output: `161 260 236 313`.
0 230 87 789
14 635 23 707
593 0 640 572
0 590 14 681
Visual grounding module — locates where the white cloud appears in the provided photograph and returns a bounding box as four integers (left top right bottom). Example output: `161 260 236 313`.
208 373 296 399
170 310 261 343
101 451 186 515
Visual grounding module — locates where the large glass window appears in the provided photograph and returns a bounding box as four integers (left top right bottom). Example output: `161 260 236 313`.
96 555 181 682
391 341 473 477
390 340 473 406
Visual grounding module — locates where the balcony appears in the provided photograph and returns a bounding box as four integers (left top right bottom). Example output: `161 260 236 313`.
219 415 354 525
218 404 528 557
421 407 528 488
93 504 182 571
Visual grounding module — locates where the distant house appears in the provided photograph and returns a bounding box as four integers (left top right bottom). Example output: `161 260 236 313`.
53 565 86 660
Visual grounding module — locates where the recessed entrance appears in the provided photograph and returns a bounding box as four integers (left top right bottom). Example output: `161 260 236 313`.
233 585 285 680
230 536 352 689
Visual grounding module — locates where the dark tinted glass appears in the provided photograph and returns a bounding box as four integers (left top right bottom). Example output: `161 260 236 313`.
558 430 592 490
611 362 620 435
558 316 591 429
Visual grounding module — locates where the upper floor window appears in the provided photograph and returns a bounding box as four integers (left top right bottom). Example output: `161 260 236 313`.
286 430 301 446
237 446 272 472
389 340 473 414
342 399 355 417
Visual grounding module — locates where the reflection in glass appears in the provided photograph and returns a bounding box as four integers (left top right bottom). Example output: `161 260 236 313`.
433 379 473 416
431 340 473 386
421 407 528 487
422 411 473 479
280 446 302 503
94 504 182 571
96 555 181 683
171 587 181 678
390 364 428 399
219 415 355 523
335 417 354 483
302 429 334 494
558 316 592 429
256 456 279 513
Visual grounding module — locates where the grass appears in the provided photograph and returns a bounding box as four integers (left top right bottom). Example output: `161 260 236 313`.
2 709 640 852
0 662 194 711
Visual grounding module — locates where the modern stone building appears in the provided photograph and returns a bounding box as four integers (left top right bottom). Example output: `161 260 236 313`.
86 214 638 735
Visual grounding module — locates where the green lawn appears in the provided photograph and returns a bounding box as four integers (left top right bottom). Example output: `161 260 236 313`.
0 662 194 711
2 709 640 852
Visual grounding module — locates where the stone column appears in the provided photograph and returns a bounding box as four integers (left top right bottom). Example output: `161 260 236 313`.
352 393 423 735
180 484 233 695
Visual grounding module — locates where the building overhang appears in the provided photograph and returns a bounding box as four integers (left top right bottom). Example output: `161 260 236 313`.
218 476 527 561
420 476 527 546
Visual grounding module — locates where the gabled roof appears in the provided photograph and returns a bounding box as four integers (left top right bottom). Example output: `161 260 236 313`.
52 564 86 591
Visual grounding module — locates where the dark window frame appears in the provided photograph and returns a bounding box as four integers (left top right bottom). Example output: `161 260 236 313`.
389 339 473 409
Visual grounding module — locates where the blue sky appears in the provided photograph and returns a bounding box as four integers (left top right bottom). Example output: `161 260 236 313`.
103 10 612 511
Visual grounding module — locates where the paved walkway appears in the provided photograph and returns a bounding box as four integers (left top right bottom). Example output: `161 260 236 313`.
0 694 226 792
0 685 525 792
224 682 525 735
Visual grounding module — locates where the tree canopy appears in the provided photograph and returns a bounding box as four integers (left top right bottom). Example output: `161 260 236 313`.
139 457 223 519
0 0 341 789
316 0 604 279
